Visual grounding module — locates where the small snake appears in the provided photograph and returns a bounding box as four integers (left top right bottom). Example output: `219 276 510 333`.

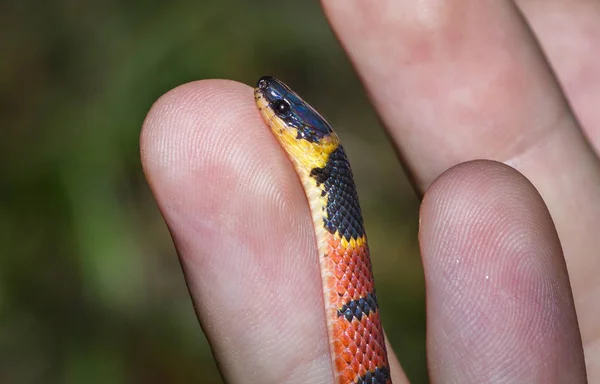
254 76 392 384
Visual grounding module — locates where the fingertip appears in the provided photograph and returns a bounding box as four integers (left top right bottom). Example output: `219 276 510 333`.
421 160 540 220
419 160 585 382
420 160 562 260
140 79 257 190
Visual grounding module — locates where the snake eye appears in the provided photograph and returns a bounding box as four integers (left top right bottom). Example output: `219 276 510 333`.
273 99 291 117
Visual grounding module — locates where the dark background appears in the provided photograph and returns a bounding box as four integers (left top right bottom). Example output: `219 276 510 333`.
1 1 426 382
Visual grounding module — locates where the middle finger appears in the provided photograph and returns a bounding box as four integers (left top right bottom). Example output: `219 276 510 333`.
322 0 600 375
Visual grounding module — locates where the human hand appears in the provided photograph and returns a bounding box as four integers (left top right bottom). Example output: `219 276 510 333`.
141 2 599 382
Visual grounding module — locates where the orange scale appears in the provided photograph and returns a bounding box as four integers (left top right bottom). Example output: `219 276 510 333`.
356 323 365 336
357 275 369 286
349 288 359 301
340 333 352 347
355 287 367 299
369 357 379 368
332 323 344 339
328 291 341 307
329 250 343 264
348 341 358 355
334 356 348 373
368 320 377 332
355 351 364 364
344 252 352 265
350 359 361 375
329 236 341 247
353 285 364 295
332 265 345 279
333 337 345 349
341 349 353 363
341 277 349 286
358 363 368 377
340 275 350 287
356 338 365 352
346 326 356 340
323 258 336 272
335 284 347 296
362 276 371 287
341 292 352 305
324 275 337 289
337 317 350 330
340 368 357 383
367 360 376 373
356 276 365 287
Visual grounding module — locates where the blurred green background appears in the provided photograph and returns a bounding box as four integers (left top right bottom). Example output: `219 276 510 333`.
1 0 425 383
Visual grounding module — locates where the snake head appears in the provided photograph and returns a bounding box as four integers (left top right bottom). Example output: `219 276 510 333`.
255 76 333 143
254 76 340 172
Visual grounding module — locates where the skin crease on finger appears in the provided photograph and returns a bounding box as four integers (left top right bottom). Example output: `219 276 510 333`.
420 161 586 383
321 0 600 378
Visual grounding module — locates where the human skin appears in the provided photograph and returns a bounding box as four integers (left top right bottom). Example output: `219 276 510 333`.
140 1 600 383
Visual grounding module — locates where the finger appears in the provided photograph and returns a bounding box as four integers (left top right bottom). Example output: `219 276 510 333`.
516 1 600 375
516 0 600 153
140 80 407 384
321 0 600 374
420 161 586 383
141 80 329 383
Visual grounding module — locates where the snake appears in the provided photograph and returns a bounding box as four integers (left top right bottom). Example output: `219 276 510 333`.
254 76 392 384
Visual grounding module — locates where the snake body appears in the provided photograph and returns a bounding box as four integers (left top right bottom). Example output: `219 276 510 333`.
254 76 391 384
